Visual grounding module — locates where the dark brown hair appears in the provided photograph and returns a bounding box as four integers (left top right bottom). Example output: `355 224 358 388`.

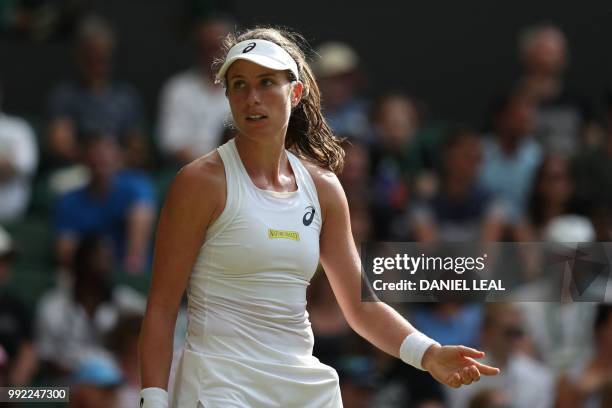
213 26 345 173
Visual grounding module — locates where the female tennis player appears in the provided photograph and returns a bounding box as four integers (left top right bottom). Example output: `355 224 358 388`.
138 27 500 407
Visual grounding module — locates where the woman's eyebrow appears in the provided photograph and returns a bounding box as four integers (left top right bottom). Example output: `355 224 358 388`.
228 72 276 81
227 74 245 81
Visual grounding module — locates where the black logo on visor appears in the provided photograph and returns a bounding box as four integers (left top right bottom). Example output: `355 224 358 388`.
303 206 315 226
242 42 257 53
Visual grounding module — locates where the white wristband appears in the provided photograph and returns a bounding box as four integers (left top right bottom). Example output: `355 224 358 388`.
399 331 440 371
140 387 168 408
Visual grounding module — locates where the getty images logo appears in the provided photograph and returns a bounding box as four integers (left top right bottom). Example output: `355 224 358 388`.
303 206 315 226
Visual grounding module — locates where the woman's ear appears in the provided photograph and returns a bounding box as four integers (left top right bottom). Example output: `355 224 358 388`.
291 81 304 107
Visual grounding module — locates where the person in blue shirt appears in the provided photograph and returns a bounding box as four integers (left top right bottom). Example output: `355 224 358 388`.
479 90 542 223
54 134 156 274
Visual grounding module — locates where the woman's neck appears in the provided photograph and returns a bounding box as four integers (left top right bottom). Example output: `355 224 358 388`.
234 134 295 192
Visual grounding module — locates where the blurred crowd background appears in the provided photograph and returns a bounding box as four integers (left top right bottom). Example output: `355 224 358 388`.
1 0 612 407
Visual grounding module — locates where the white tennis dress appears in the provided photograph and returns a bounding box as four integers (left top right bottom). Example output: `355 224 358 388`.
172 139 343 407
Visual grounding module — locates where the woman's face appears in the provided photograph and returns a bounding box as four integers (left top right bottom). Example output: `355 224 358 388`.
225 59 302 140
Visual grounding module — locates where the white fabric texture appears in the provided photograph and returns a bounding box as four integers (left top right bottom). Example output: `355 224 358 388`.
158 70 230 158
171 139 342 407
0 113 38 221
140 387 169 408
399 331 440 371
35 285 146 370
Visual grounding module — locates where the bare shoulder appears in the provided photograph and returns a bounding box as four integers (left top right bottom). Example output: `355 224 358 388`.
165 151 226 222
175 151 225 190
300 160 340 192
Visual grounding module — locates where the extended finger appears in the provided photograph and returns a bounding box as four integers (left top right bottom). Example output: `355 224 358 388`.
462 356 501 376
458 346 485 359
472 361 500 376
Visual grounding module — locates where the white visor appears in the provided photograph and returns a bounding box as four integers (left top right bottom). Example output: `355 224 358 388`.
215 39 299 84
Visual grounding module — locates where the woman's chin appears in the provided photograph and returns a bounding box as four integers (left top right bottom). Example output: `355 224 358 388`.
239 122 281 137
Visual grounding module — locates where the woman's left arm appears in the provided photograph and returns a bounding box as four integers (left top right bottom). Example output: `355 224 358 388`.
314 169 500 388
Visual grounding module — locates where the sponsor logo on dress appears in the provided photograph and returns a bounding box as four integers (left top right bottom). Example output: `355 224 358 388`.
268 228 300 241
303 205 315 226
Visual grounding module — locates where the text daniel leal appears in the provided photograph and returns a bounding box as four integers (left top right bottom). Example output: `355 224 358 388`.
373 279 506 291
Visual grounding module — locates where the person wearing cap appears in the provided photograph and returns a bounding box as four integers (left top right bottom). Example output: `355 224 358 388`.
70 356 123 408
516 215 600 375
313 42 372 144
139 27 500 408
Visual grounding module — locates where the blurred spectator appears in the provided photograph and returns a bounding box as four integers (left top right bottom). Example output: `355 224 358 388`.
467 388 511 408
517 215 598 373
338 140 374 245
106 313 142 407
348 192 373 247
369 94 425 239
516 23 597 153
36 236 146 373
307 268 353 368
314 42 371 142
479 90 542 222
46 15 149 170
157 15 232 166
411 303 482 349
337 355 378 408
0 226 38 385
339 139 371 197
0 88 38 222
369 346 445 408
571 86 612 232
0 0 88 41
527 154 575 239
54 135 156 274
446 303 554 408
412 128 506 243
556 304 612 408
70 355 123 408
0 345 8 386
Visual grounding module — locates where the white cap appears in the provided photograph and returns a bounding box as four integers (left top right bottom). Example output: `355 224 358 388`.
215 39 299 84
314 42 359 77
544 215 596 243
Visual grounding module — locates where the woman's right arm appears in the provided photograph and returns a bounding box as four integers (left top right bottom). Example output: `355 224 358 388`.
138 154 225 391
